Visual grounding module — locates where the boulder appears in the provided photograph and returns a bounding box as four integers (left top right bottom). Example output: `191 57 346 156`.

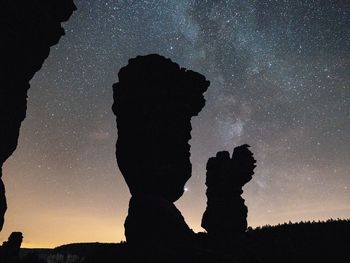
0 232 23 262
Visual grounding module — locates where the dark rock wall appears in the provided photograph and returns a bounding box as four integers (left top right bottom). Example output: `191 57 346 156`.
112 54 209 249
201 144 256 241
0 0 76 231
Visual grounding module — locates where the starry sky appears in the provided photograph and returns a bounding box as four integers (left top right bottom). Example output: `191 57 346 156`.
1 0 349 248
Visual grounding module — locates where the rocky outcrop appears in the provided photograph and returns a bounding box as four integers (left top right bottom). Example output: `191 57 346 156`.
112 54 209 250
0 0 76 231
201 144 256 242
0 232 23 262
124 195 194 250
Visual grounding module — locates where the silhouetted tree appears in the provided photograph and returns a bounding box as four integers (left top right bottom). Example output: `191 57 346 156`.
247 219 350 263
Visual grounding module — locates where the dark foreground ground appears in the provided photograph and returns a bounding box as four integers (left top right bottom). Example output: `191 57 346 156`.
15 219 350 263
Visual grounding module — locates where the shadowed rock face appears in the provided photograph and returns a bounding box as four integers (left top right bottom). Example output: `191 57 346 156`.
113 54 209 203
0 232 23 262
124 195 194 250
201 144 256 241
0 0 76 231
112 54 209 248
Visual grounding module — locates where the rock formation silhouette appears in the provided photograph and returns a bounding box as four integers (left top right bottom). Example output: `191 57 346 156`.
112 54 209 252
0 232 23 262
201 144 256 243
0 0 76 231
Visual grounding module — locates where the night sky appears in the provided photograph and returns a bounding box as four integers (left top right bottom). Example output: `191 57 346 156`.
1 0 349 248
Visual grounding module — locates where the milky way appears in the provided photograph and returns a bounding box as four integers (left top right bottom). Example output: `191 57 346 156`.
1 0 349 247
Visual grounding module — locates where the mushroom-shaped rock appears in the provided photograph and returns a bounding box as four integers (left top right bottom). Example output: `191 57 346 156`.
112 54 209 249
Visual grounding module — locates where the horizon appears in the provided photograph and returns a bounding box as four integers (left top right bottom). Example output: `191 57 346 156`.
16 218 350 249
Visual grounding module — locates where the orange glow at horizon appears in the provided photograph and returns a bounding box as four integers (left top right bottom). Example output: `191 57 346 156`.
1 155 349 248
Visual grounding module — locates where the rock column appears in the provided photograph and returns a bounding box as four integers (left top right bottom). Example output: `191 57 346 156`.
201 144 256 242
112 54 209 250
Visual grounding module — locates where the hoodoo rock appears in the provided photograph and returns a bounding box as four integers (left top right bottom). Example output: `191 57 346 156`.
201 144 256 242
0 0 76 231
112 54 209 250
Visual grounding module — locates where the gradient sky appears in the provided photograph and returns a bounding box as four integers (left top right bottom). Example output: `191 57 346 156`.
1 0 349 248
